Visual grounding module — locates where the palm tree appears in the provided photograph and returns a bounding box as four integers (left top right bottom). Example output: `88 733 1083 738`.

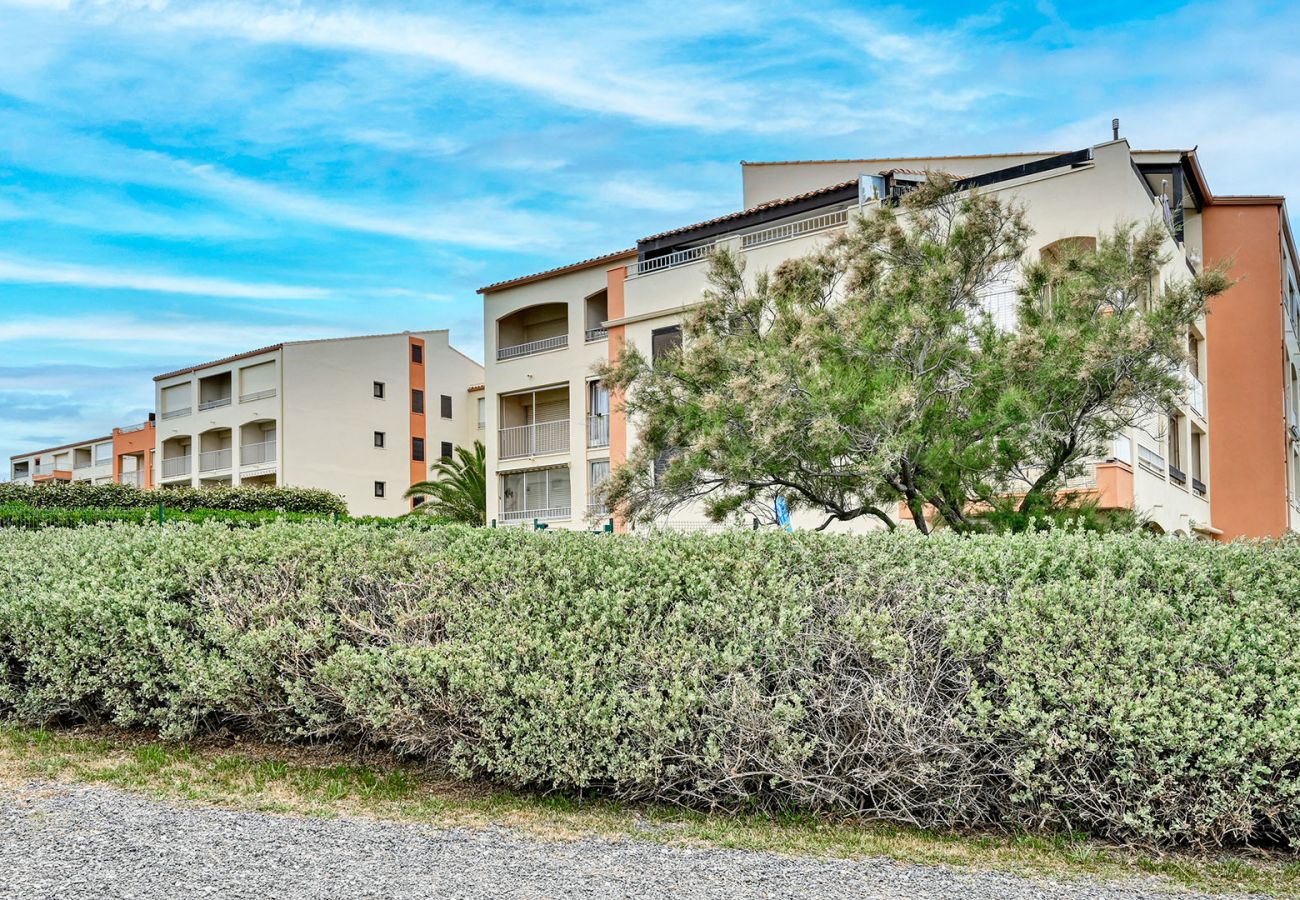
404 440 486 525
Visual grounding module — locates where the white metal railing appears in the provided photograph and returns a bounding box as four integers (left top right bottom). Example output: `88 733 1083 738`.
10 474 32 484
240 439 277 466
73 459 92 469
587 414 610 448
1184 369 1206 418
741 208 850 249
161 456 190 479
161 407 191 420
499 506 571 523
1138 445 1166 476
199 448 231 473
240 388 276 404
628 243 714 277
497 334 568 361
118 470 143 488
499 420 569 459
199 396 232 411
587 499 609 517
585 327 608 342
117 421 148 434
32 463 66 476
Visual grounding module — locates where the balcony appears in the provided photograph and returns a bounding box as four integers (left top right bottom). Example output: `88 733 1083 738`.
240 439 277 466
499 506 571 524
240 388 276 404
500 421 569 459
199 448 232 473
161 407 191 420
585 327 608 342
1183 369 1206 419
498 334 568 360
199 395 232 411
161 456 190 479
628 243 713 277
119 470 143 488
587 414 610 448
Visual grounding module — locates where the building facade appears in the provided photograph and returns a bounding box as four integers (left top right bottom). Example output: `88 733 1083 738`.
479 138 1300 540
152 330 483 516
9 419 157 489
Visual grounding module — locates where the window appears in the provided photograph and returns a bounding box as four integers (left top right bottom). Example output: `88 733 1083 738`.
95 442 112 465
373 381 385 399
374 481 385 498
440 441 453 460
651 325 683 360
477 396 486 429
374 431 385 448
440 394 453 419
1167 414 1182 471
501 466 571 519
589 459 611 515
412 437 425 462
411 343 423 364
412 496 425 507
411 389 424 414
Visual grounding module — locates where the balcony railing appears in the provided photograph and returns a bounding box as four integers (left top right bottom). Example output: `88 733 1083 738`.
628 244 713 278
32 463 68 477
117 421 148 434
499 421 569 459
118 470 143 488
499 506 571 524
740 208 850 250
161 407 191 420
161 456 190 479
9 474 32 485
1137 445 1166 476
587 414 610 448
240 388 276 404
585 327 608 342
587 498 609 517
497 334 568 361
199 448 232 473
1192 477 1208 498
240 439 277 466
199 396 232 411
73 459 92 470
1184 369 1206 418
1169 464 1187 486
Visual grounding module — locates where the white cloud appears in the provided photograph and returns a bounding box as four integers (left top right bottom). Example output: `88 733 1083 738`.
0 256 332 300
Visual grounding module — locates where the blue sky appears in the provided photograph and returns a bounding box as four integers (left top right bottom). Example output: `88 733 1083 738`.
1 0 1298 464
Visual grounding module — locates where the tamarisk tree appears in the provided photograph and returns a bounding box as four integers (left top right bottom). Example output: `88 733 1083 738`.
597 177 1228 532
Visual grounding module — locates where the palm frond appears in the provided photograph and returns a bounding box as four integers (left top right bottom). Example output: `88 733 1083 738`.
404 440 487 525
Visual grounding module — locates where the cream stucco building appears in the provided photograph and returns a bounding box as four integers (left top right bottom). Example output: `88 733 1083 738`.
151 330 483 516
480 138 1300 539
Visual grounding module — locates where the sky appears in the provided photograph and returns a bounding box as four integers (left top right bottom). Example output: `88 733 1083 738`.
1 0 1298 465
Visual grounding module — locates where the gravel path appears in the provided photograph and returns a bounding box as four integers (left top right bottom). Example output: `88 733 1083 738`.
0 780 1268 899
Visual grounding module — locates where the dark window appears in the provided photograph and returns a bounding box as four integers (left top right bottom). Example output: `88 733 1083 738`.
374 481 385 498
373 381 385 399
440 441 453 460
651 325 683 360
373 431 385 448
412 496 425 507
411 389 424 414
411 343 423 364
412 437 425 462
440 394 452 419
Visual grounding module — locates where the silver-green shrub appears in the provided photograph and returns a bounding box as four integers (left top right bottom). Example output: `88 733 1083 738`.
0 522 1296 847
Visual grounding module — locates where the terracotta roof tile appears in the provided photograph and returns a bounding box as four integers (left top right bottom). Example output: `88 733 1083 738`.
478 248 636 294
639 180 857 244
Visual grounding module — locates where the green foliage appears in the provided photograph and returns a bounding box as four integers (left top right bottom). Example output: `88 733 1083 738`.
0 523 1297 849
598 179 1227 534
0 502 455 530
405 440 487 525
0 481 347 515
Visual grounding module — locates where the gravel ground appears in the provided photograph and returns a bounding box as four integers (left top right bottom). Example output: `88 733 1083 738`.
0 780 1271 899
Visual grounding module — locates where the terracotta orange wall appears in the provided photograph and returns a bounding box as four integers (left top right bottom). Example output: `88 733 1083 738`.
606 265 628 531
1203 203 1289 539
112 421 156 489
409 336 426 505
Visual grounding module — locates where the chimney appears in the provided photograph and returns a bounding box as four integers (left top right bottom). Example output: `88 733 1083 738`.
1112 117 1120 141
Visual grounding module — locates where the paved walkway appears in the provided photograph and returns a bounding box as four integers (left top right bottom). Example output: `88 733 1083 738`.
0 780 1265 899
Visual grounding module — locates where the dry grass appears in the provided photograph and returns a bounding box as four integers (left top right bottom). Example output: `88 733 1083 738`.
1 723 1296 896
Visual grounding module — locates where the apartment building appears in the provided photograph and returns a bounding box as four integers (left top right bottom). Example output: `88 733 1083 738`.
9 418 157 488
152 331 483 516
479 137 1300 539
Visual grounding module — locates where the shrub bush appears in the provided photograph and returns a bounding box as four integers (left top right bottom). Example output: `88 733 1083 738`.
0 482 346 515
0 522 1296 848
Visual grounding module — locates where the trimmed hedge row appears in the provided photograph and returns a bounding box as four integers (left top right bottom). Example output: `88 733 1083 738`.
0 482 346 515
0 503 454 529
0 523 1297 848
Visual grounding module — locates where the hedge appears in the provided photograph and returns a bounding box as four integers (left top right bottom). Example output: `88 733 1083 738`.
0 503 452 530
0 482 346 515
0 523 1297 848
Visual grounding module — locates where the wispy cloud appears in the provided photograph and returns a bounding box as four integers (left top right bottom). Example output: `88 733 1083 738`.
0 256 332 300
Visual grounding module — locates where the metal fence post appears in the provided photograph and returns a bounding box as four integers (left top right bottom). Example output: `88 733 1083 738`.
157 502 165 526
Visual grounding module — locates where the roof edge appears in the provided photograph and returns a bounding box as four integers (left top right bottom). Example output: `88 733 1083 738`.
478 248 636 294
